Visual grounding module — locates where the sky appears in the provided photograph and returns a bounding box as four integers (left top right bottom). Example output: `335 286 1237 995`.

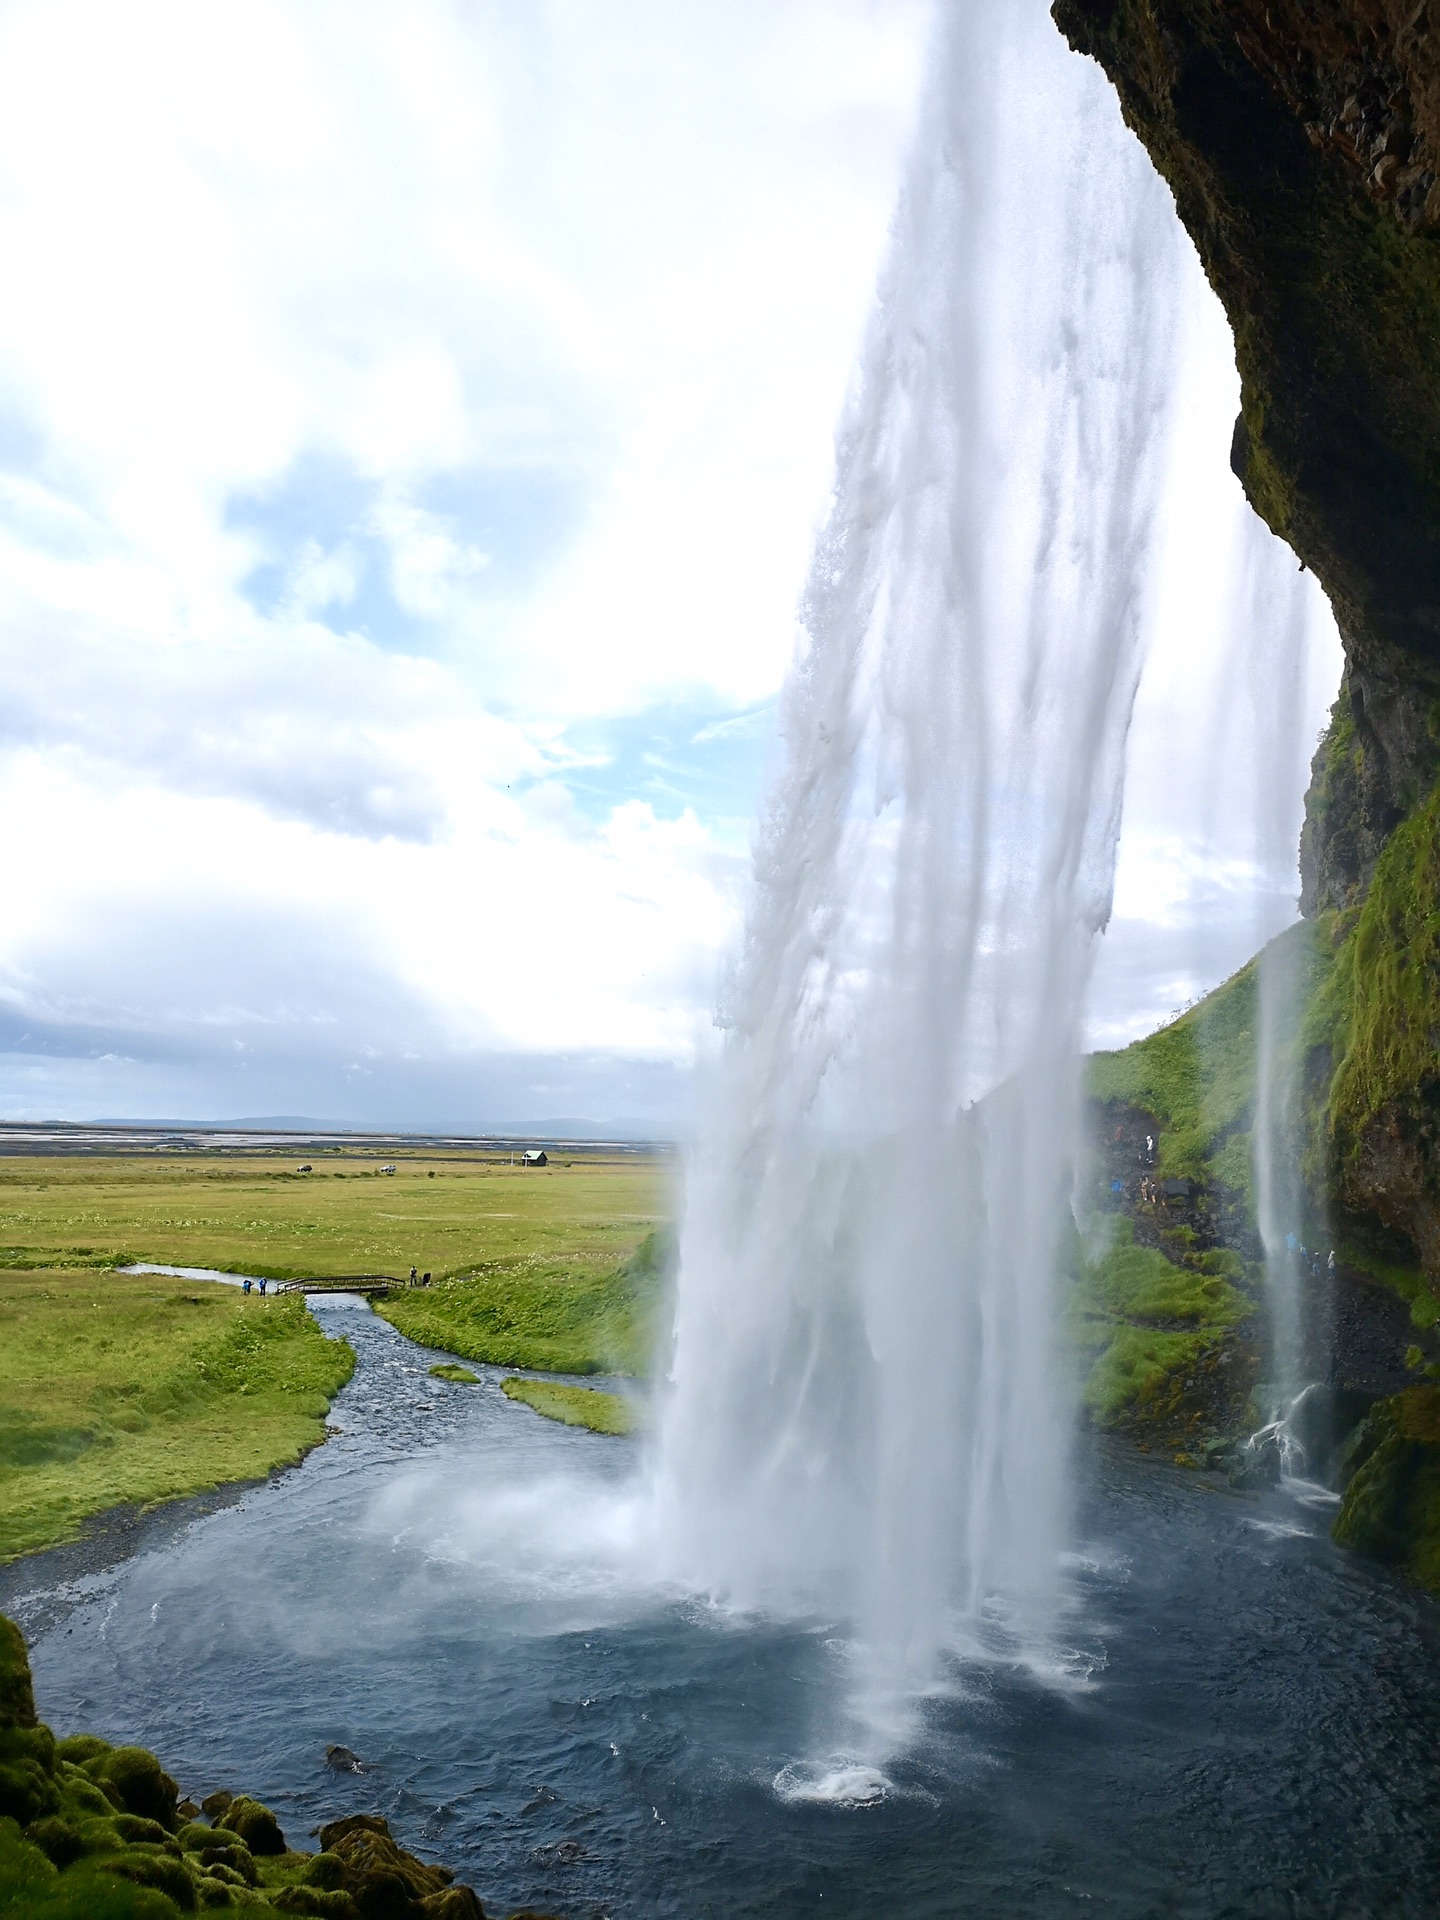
0 0 1340 1133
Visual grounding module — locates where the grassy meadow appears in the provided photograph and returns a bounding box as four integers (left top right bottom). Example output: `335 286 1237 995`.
0 1148 665 1283
0 1269 353 1561
0 1147 670 1560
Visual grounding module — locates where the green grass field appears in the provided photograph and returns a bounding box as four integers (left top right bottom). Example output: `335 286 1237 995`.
0 1149 666 1283
0 1269 354 1562
0 1150 669 1559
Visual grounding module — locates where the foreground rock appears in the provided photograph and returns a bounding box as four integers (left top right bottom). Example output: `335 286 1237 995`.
0 1613 559 1919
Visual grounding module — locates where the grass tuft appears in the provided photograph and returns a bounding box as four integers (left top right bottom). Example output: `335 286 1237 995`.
500 1377 637 1436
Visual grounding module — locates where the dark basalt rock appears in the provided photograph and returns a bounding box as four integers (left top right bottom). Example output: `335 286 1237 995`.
1051 0 1440 911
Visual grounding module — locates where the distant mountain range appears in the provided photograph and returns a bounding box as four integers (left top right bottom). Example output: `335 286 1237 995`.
88 1114 675 1142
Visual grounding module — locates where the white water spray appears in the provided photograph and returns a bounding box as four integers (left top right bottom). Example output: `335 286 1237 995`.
654 0 1183 1737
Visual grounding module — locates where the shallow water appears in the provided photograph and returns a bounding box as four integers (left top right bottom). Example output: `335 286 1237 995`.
8 1298 1440 1919
120 1263 268 1288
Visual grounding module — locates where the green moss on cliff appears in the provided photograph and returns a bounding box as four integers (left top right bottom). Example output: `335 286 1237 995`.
1329 779 1440 1142
1089 918 1335 1201
1070 1218 1255 1432
1334 1385 1440 1588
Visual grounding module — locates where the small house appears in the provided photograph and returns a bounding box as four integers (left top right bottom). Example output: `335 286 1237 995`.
521 1149 548 1167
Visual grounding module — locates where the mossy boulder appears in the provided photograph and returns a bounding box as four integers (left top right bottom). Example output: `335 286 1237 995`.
1334 1383 1440 1586
217 1794 286 1856
0 1722 62 1825
0 1615 495 1919
0 1615 38 1730
25 1812 84 1867
271 1888 359 1916
315 1815 470 1918
305 1851 348 1890
102 1843 201 1909
89 1746 181 1830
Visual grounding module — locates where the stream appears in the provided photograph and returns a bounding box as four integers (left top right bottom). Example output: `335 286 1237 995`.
5 1296 1440 1919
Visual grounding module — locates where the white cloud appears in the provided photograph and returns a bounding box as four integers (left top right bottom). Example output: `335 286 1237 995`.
0 0 1346 1124
0 0 929 1120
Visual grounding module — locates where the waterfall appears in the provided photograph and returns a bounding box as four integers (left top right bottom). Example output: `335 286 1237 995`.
1242 524 1334 1464
653 0 1183 1741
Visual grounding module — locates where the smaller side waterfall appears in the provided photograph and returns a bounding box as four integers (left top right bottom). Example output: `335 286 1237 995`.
1241 523 1336 1475
653 0 1184 1746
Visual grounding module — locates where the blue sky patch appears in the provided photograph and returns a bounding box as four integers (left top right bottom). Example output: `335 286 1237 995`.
227 452 590 651
558 698 777 830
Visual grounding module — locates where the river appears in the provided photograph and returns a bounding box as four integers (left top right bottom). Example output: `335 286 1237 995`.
4 1296 1439 1918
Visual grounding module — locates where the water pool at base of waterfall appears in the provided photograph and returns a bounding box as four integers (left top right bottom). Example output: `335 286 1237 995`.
6 1298 1440 1920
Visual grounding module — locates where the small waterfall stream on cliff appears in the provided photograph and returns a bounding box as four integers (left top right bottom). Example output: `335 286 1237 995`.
653 0 1183 1761
1242 528 1336 1469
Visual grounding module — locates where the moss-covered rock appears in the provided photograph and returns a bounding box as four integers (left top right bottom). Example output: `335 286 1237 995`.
0 1614 499 1919
1334 1383 1440 1584
0 1614 38 1730
88 1747 181 1831
217 1795 285 1856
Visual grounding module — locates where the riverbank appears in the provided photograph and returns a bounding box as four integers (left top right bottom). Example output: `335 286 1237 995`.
0 1268 354 1563
501 1376 636 1435
376 1229 671 1377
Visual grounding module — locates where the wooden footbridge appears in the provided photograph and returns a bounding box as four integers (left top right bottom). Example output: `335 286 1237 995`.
275 1275 408 1297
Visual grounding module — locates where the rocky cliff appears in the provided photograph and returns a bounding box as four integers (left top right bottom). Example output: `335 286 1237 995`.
1054 0 1440 1297
1053 0 1440 910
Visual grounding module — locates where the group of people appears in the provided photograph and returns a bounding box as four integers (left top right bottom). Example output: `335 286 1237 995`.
241 1277 267 1295
408 1267 432 1287
1285 1232 1337 1281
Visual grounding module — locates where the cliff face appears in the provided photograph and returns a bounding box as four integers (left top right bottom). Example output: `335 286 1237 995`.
1053 0 1440 1298
1053 0 1440 910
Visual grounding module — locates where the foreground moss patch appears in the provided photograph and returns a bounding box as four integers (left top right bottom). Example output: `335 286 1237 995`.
0 1270 354 1562
0 1611 500 1917
501 1377 637 1436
